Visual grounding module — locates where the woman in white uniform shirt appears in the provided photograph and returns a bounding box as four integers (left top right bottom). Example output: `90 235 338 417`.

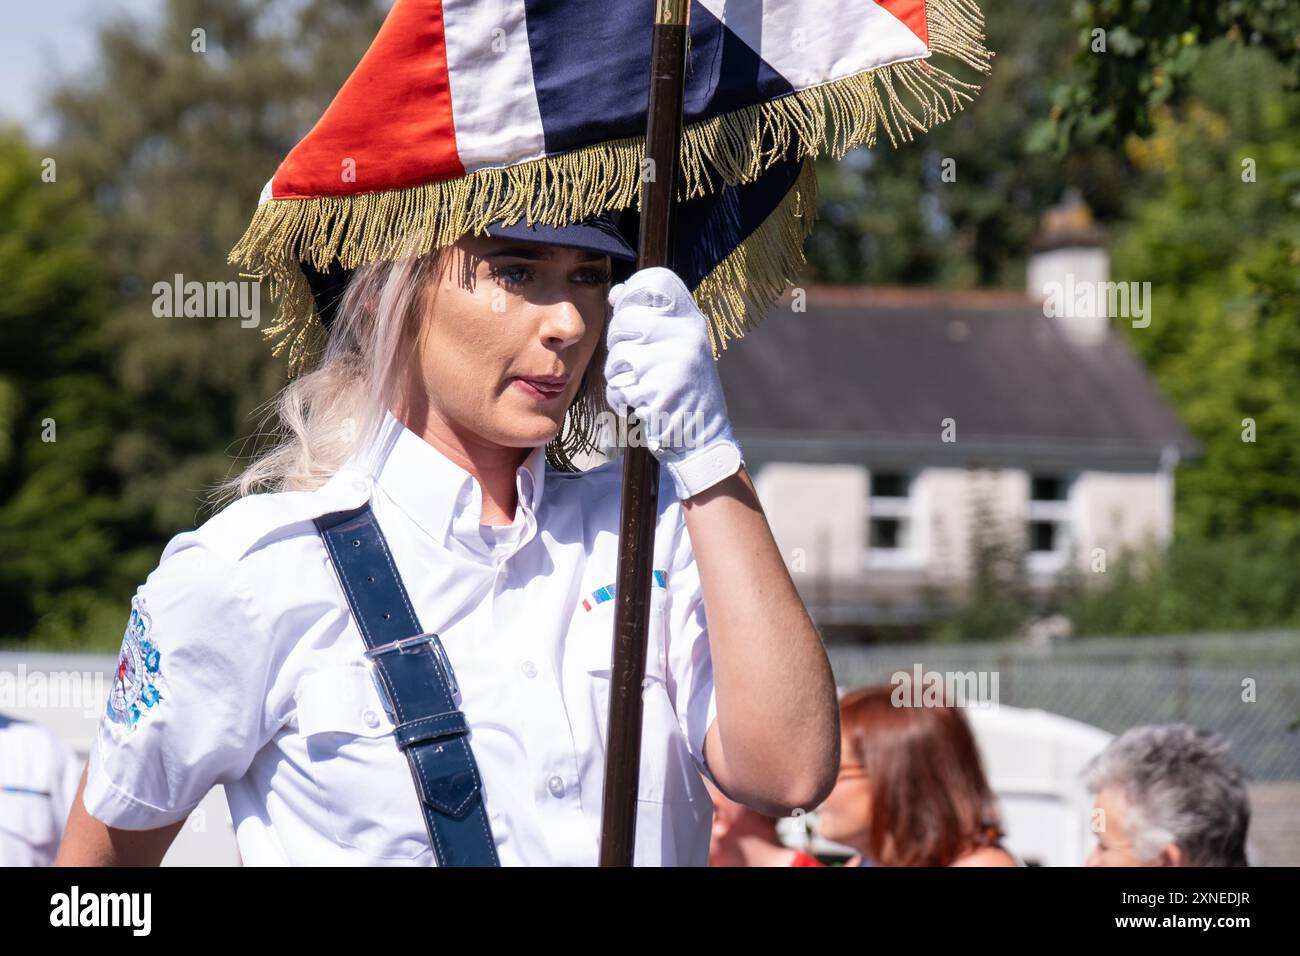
55 215 840 866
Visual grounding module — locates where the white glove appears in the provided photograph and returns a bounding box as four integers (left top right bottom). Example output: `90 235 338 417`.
604 267 744 499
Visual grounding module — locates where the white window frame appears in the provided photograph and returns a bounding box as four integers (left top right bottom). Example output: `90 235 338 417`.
865 468 927 570
1025 473 1076 574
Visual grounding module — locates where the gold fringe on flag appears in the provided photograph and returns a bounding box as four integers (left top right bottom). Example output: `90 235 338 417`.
231 0 991 373
693 157 819 359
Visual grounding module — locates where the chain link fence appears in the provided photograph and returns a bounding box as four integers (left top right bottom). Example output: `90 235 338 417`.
826 630 1300 781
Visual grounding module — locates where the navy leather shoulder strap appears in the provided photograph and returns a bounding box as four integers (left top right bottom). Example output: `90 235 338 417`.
314 503 500 867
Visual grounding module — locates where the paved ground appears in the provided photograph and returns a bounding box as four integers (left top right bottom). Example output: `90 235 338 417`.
1247 782 1300 866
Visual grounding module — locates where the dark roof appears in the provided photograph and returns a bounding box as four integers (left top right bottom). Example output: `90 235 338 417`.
717 286 1200 465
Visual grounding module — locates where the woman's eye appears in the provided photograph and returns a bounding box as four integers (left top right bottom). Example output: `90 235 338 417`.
489 264 609 288
490 265 533 286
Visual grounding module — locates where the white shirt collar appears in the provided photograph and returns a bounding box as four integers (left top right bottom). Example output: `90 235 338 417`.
349 410 547 555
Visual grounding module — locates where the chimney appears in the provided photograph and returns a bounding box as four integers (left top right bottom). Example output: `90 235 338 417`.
1026 189 1110 346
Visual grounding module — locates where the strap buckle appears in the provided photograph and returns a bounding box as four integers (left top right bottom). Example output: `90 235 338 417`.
363 632 460 710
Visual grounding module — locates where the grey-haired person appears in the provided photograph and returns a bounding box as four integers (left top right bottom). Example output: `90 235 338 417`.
1082 723 1250 867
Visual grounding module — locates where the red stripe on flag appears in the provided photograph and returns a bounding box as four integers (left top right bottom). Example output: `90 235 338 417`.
875 0 929 47
272 0 464 200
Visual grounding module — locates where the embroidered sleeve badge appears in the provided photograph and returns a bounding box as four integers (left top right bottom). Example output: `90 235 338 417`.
107 594 165 728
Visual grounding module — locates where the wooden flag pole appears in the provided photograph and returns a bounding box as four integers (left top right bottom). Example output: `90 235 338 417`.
598 0 691 867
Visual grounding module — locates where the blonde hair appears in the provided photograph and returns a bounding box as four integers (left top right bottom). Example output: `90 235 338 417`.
213 243 610 508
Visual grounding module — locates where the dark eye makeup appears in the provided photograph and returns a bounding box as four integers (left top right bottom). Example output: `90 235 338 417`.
488 264 611 288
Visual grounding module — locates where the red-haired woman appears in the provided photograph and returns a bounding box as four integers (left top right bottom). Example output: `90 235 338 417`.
815 684 1018 867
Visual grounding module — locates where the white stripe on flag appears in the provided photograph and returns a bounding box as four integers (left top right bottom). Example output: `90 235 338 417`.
698 0 929 92
442 0 547 174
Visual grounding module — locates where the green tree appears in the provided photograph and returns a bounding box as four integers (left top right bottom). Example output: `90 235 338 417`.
2 0 388 647
1040 0 1300 152
1058 527 1300 635
0 128 142 647
1111 43 1300 539
50 0 388 539
807 0 1134 289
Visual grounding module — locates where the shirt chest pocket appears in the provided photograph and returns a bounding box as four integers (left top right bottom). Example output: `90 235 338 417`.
575 588 699 805
294 664 432 861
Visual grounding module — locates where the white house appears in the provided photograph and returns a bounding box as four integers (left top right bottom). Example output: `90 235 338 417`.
711 198 1200 634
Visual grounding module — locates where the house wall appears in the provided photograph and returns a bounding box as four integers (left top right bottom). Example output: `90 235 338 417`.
921 467 1027 582
1072 469 1174 566
755 461 1174 589
753 462 866 584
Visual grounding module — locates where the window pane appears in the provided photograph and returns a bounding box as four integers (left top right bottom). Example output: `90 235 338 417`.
1031 476 1067 501
871 472 907 498
1028 520 1056 552
870 517 901 549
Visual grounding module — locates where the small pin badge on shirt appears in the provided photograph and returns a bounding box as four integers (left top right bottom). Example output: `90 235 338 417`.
581 569 667 611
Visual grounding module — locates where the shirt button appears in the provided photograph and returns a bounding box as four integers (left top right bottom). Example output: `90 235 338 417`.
362 709 380 728
521 660 538 678
547 775 565 798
